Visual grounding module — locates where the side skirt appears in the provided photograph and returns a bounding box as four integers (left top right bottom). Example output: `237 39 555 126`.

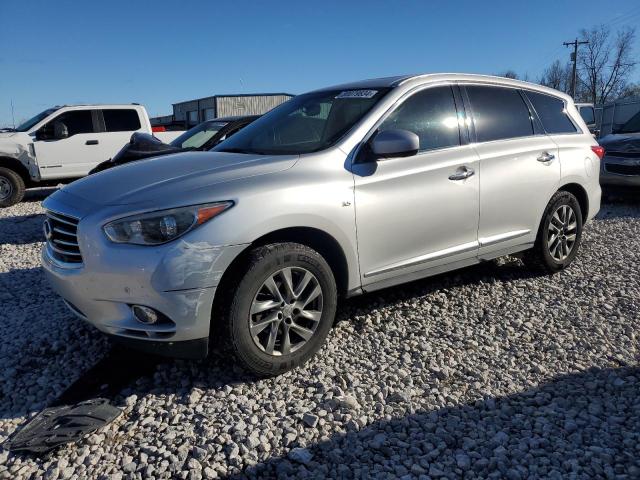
360 242 534 294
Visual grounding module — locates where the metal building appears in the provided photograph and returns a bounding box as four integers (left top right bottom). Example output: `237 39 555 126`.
151 93 294 128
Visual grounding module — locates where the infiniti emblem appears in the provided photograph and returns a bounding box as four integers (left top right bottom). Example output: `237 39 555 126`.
43 219 53 240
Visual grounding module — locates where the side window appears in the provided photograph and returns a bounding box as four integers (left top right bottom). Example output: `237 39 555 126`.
526 92 578 134
579 106 595 125
48 110 95 136
466 85 534 142
379 86 460 151
102 109 141 132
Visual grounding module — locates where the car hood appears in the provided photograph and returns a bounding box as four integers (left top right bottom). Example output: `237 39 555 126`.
61 151 298 206
0 131 30 150
599 133 640 153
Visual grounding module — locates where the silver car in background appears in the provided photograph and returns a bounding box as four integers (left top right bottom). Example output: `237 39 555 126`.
41 74 602 376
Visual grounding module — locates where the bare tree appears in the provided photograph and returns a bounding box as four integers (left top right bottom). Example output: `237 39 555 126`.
497 70 519 79
578 25 637 104
539 60 572 93
620 83 640 99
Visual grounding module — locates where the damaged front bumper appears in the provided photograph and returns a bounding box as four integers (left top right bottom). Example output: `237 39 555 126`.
41 192 247 359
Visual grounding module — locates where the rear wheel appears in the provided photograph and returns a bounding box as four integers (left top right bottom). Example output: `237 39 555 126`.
524 190 583 273
0 167 26 208
224 243 337 376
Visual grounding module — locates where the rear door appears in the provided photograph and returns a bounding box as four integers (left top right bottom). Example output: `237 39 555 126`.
91 108 144 168
462 84 560 257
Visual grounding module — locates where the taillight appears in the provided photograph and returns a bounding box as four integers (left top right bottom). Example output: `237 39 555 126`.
151 126 166 132
591 145 605 159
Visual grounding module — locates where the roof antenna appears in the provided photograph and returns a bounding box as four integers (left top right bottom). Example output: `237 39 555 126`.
11 99 15 128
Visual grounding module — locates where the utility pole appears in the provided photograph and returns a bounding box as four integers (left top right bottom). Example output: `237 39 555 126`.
563 38 589 100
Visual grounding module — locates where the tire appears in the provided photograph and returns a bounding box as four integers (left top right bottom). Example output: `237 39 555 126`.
224 242 337 376
0 167 26 208
524 190 583 273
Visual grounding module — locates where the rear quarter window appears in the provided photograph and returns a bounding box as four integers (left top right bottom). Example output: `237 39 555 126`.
465 85 534 142
102 109 141 132
526 91 578 134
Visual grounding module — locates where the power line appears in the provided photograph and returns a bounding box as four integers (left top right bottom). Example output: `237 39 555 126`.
528 4 640 78
603 5 640 29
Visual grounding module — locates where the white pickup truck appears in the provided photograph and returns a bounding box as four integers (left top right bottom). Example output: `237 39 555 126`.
0 104 182 207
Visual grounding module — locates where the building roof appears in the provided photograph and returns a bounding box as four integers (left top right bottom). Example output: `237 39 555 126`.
172 93 295 106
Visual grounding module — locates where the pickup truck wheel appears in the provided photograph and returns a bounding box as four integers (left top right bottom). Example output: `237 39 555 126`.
524 191 583 273
0 167 25 208
225 243 337 376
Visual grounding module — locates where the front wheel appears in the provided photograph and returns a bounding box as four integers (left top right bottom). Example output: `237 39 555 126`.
224 243 337 376
0 167 26 208
524 191 583 273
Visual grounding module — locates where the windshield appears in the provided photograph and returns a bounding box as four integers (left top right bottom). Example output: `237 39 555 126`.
618 111 640 134
16 107 60 132
214 88 390 155
170 121 227 149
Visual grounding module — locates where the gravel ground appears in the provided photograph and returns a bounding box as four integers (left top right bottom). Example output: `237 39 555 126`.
0 189 639 479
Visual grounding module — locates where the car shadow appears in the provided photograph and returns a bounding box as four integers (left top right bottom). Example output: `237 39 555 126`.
598 192 640 220
0 257 540 423
22 187 57 203
239 365 639 478
0 213 45 245
337 256 545 332
2 250 637 478
0 267 110 421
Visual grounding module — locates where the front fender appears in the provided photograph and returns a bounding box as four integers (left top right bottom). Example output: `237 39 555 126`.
0 141 38 180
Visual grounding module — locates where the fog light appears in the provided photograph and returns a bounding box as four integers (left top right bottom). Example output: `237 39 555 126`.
132 305 159 325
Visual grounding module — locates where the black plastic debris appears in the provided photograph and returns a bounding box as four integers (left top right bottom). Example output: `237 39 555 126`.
4 399 121 454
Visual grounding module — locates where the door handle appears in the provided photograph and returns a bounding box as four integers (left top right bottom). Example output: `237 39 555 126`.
449 166 475 181
537 151 555 162
86 140 99 145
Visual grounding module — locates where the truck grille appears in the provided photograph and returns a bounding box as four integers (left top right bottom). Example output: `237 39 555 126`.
44 210 83 264
605 163 640 176
605 151 640 159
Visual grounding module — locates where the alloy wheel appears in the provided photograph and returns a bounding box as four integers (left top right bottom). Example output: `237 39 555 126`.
249 267 323 356
0 176 12 201
547 204 577 262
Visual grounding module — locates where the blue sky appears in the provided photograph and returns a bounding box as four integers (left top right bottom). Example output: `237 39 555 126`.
1 0 639 126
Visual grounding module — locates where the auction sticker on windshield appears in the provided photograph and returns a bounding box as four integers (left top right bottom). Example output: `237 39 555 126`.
336 90 378 99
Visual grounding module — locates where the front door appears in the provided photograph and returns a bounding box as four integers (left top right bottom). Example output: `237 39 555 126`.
34 109 102 179
353 85 480 288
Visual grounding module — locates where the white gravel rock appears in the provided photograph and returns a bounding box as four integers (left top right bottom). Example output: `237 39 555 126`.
1 191 639 478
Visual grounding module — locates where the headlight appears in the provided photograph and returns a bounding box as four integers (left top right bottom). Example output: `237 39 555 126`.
103 202 233 245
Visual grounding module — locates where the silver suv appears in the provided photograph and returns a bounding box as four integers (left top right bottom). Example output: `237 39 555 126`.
42 74 602 375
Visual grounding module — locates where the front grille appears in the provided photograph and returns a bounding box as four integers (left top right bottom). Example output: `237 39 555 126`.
44 210 83 264
605 163 640 176
605 151 640 159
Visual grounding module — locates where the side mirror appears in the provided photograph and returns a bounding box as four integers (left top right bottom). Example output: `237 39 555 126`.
370 129 419 159
36 124 53 141
53 122 69 139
